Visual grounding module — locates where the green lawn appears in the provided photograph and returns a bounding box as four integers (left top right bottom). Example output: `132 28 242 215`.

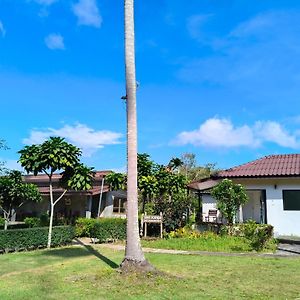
0 245 299 299
141 236 277 253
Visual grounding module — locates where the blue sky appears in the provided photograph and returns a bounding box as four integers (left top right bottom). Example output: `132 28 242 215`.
1 0 300 172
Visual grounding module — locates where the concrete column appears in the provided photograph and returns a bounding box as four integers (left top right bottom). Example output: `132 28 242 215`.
85 195 92 219
239 205 243 223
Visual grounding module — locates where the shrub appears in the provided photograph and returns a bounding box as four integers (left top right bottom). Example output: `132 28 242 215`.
24 217 41 228
220 221 274 251
242 220 274 251
75 217 97 237
167 227 202 239
90 218 126 243
0 226 75 253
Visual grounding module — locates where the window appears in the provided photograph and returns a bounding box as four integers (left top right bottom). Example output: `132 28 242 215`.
113 197 126 214
283 190 300 211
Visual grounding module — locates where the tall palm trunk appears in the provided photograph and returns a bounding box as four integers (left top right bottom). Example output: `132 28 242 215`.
121 0 153 271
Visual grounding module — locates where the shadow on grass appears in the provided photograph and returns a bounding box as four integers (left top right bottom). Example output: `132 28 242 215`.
41 239 119 269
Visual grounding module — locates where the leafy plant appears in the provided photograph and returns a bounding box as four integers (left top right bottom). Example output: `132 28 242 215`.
75 217 97 237
242 220 274 251
212 179 249 224
24 217 41 228
0 170 42 230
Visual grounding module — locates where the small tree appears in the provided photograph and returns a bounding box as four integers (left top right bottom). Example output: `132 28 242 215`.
0 170 42 230
211 179 248 225
18 137 94 248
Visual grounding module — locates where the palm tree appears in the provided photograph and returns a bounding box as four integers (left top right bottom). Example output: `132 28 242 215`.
121 0 153 271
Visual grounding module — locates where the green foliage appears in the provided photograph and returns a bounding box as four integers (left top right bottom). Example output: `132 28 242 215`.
61 164 95 191
75 217 97 237
167 227 202 239
212 179 249 224
75 218 127 242
153 191 197 232
24 217 41 228
105 172 127 191
90 218 126 242
242 220 274 251
0 170 42 227
0 226 75 253
18 137 81 176
178 153 216 182
220 221 275 251
0 217 4 228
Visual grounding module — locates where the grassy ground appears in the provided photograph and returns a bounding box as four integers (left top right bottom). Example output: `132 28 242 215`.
0 245 299 299
142 236 277 253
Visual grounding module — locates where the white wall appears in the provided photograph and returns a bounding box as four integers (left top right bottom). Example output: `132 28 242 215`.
230 178 300 237
201 195 222 222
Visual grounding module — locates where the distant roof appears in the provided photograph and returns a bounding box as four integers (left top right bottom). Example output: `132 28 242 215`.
23 170 112 196
188 179 219 191
24 170 112 182
215 154 300 178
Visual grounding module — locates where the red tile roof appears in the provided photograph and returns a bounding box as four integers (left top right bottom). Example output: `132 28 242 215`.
215 154 300 178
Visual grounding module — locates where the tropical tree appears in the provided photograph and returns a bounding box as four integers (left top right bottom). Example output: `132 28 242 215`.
121 0 153 271
179 152 216 182
0 170 41 230
105 172 127 191
211 179 249 224
167 157 183 172
18 137 94 248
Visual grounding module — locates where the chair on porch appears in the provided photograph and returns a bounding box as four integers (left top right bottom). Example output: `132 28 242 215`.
204 209 218 223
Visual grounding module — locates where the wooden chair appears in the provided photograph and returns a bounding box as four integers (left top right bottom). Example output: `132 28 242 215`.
205 209 218 223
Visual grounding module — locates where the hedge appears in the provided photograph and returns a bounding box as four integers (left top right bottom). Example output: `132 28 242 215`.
0 226 75 253
75 218 126 243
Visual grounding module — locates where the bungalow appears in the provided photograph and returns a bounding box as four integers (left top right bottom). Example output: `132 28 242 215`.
189 154 300 237
13 171 127 222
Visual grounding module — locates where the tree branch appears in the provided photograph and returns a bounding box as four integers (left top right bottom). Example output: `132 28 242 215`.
54 189 67 206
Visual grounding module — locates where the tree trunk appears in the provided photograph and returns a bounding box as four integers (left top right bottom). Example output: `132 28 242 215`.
4 219 8 230
47 177 54 249
3 211 9 230
121 0 153 272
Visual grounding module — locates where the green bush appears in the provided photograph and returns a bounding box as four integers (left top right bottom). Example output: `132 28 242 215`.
90 218 126 243
221 221 274 251
242 220 274 251
0 226 75 253
24 217 41 228
75 217 97 237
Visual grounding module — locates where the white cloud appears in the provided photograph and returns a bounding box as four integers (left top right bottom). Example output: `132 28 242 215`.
0 21 6 37
174 117 300 149
254 121 299 148
44 33 65 50
72 0 102 28
23 123 123 157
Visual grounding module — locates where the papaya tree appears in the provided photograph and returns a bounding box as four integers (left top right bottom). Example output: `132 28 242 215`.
18 137 94 248
0 170 42 230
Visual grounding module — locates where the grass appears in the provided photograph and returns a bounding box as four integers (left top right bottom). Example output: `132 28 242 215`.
0 245 299 299
141 236 277 253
